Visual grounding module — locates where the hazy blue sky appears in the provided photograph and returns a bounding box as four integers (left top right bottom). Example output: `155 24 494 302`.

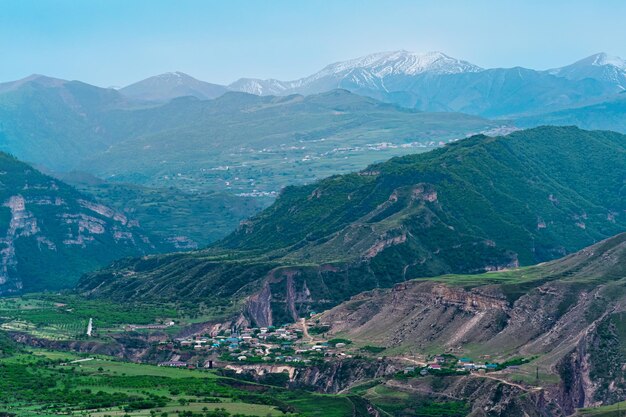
1 0 625 87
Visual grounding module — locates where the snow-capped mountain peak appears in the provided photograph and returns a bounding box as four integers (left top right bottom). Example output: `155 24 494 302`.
120 71 228 101
229 78 288 95
229 51 484 96
550 52 626 72
227 50 626 99
588 52 626 69
154 71 193 84
549 52 626 89
313 50 483 79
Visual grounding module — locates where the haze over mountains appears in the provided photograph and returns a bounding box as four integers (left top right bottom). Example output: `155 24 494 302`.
122 50 626 120
1 51 626 176
2 50 626 301
0 77 500 192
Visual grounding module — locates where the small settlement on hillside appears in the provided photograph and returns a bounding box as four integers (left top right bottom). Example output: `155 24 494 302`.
135 317 525 378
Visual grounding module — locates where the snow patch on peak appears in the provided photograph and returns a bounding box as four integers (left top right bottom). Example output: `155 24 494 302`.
589 52 626 69
237 79 265 95
554 52 626 72
229 78 289 96
157 71 190 80
228 51 482 96
548 52 626 88
314 50 483 79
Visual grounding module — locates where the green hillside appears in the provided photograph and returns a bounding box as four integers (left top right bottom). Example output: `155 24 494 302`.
0 76 131 170
0 152 165 295
78 126 626 325
70 180 270 248
517 93 626 134
221 126 625 259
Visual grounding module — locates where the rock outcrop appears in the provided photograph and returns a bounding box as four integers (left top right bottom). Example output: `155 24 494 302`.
0 153 160 294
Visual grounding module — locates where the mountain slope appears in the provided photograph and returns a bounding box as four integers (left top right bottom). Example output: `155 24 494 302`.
119 72 228 102
69 180 271 248
0 153 162 295
0 75 130 171
383 66 614 117
322 231 626 351
321 232 626 410
78 126 626 325
517 93 626 133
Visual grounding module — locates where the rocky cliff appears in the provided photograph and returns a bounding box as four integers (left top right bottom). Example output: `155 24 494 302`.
0 152 162 294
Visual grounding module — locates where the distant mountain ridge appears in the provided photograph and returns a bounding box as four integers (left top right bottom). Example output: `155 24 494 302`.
229 51 482 96
0 74 68 93
112 50 626 119
120 71 228 102
516 93 626 132
0 74 131 171
549 52 626 89
5 51 626 115
227 50 626 118
2 51 626 151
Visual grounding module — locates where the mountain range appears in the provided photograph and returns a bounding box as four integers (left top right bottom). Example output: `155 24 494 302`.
516 92 626 133
228 51 626 118
113 51 626 120
78 126 626 326
229 51 483 96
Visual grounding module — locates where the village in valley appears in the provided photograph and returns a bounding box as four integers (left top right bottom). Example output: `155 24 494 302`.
153 317 359 370
121 314 529 380
0 295 530 385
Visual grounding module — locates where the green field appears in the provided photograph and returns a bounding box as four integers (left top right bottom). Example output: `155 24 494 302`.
0 347 372 417
351 381 469 417
576 401 626 416
0 295 190 341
